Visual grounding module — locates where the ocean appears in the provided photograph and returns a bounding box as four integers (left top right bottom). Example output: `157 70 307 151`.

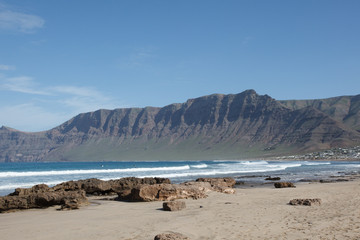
1 160 360 196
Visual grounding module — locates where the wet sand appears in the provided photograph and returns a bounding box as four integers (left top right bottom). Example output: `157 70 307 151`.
1 180 360 240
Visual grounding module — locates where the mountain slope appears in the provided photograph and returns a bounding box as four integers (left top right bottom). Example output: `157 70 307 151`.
280 94 360 132
1 90 360 162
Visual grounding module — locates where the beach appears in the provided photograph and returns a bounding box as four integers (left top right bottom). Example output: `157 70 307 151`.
1 180 359 240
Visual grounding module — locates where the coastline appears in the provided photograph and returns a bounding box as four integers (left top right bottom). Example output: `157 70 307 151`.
1 178 360 239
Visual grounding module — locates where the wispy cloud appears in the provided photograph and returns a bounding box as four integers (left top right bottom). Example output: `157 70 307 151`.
0 75 122 131
0 76 51 95
0 64 15 70
0 8 44 33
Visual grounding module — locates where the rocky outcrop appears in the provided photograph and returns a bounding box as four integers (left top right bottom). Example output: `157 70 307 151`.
119 182 211 202
52 177 170 196
163 201 186 211
0 184 88 212
2 90 360 162
289 198 322 206
274 182 296 188
196 177 236 193
117 177 236 202
154 232 190 240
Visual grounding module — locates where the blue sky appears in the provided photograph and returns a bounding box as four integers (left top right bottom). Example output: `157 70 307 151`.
0 0 359 132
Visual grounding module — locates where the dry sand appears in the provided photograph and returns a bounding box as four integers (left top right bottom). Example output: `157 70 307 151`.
1 180 360 240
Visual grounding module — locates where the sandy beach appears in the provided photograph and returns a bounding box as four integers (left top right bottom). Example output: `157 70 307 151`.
1 180 359 240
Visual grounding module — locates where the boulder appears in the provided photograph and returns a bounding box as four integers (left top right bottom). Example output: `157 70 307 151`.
274 182 296 188
154 232 190 240
289 198 322 206
195 177 236 193
59 199 81 210
163 201 186 211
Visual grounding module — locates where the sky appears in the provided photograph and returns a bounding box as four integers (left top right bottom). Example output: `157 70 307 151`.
0 0 359 132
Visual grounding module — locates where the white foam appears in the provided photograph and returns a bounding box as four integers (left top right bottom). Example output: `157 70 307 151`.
191 164 208 169
303 161 331 166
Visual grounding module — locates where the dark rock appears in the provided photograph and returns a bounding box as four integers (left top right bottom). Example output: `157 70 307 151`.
274 182 296 188
154 232 190 240
289 198 321 206
0 184 88 213
163 201 186 211
265 177 281 181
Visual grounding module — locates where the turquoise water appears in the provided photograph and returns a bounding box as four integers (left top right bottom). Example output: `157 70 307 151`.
0 160 359 196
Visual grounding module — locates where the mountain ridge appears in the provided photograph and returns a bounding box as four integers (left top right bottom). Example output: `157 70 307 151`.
1 90 360 162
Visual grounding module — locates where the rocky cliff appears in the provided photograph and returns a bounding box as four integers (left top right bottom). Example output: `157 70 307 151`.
1 90 360 162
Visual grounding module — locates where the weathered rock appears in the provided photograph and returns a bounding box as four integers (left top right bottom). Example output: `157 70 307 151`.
154 232 190 240
53 178 112 195
9 184 51 196
196 177 236 193
289 198 322 206
163 201 186 211
274 182 296 188
111 177 170 198
52 177 171 196
118 182 210 202
265 177 281 181
59 199 81 210
0 185 88 213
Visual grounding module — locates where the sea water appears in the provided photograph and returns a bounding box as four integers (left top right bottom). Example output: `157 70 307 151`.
0 160 359 196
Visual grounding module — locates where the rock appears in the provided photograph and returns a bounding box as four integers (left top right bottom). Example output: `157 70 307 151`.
52 177 171 196
154 232 190 240
163 201 186 211
118 182 210 202
9 184 51 196
53 178 112 195
289 198 322 206
196 177 236 193
111 177 170 199
0 185 88 213
59 199 81 210
274 182 296 188
265 177 281 181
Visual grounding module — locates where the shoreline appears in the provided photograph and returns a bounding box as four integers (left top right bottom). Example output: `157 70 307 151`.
1 179 359 239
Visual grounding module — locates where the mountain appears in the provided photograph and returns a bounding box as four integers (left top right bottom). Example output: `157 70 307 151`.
1 90 360 162
280 94 360 132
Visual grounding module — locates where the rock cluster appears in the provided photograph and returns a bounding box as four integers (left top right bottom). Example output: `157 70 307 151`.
117 177 237 202
154 232 190 240
0 184 88 213
274 182 296 188
0 177 236 212
0 177 169 213
289 198 322 206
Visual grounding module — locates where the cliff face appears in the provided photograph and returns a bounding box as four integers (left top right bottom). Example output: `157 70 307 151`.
1 90 360 162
